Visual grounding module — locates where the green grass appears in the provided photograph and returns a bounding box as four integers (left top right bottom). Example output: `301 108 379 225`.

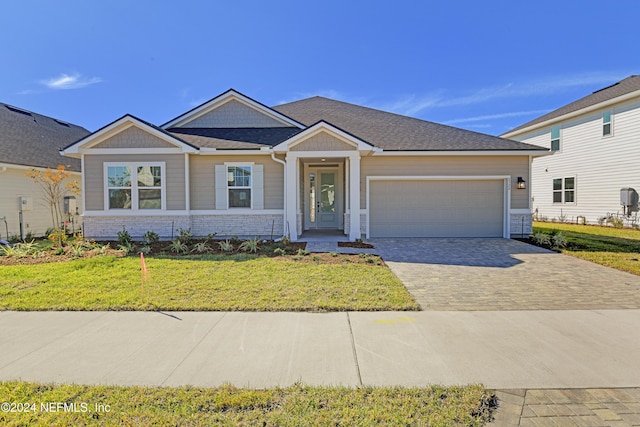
533 222 640 275
0 381 495 426
0 255 418 311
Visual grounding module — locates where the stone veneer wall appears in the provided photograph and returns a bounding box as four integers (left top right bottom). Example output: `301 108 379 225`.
83 214 284 240
510 213 533 238
343 213 366 237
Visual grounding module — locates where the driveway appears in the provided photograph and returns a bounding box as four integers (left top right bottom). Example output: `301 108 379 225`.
370 238 640 311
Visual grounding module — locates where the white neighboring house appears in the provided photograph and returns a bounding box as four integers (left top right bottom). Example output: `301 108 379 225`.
503 75 640 225
0 103 89 239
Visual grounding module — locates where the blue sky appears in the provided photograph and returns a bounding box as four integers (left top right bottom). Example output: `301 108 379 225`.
2 1 639 135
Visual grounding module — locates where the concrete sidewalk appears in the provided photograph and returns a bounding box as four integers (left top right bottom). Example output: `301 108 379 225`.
1 310 639 389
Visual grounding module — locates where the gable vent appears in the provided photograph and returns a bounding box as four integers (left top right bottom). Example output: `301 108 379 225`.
6 105 33 117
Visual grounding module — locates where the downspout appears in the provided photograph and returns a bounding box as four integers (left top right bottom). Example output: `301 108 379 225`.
270 151 287 237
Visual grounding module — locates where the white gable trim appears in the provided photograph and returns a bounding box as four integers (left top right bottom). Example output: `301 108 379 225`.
272 121 373 152
161 90 305 129
61 116 198 157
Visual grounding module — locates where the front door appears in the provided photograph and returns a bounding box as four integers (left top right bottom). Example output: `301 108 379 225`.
307 169 340 229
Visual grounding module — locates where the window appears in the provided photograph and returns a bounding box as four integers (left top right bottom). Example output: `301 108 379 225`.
227 165 251 208
553 177 576 204
550 126 561 151
603 111 612 136
106 163 164 210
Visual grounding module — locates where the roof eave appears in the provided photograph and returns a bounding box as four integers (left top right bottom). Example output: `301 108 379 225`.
502 88 640 138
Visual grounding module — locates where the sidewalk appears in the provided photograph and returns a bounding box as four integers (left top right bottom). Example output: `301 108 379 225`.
2 310 640 425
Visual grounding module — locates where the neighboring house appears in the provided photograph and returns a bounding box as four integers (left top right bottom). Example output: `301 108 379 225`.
0 103 90 239
503 75 640 225
60 89 547 241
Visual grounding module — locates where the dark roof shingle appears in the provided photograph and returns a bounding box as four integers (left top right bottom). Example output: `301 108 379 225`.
167 127 302 150
273 97 545 151
505 75 640 135
0 103 89 171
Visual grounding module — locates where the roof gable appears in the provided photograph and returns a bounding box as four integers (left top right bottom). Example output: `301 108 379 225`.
273 121 374 153
161 89 305 129
61 115 198 157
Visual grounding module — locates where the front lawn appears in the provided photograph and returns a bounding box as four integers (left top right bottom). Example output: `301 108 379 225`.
0 254 418 311
533 221 640 275
0 381 495 426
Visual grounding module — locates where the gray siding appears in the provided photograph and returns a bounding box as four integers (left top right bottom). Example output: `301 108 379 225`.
180 99 289 128
189 155 284 210
361 156 529 209
84 154 186 210
290 133 355 151
92 126 177 149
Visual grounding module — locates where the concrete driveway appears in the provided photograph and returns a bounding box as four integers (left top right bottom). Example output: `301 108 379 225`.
370 238 640 311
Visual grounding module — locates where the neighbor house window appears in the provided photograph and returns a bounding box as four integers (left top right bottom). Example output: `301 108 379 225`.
106 163 164 210
603 111 612 136
553 177 575 204
550 126 561 151
227 165 251 208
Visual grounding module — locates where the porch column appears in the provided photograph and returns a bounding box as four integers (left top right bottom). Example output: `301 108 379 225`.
285 154 298 241
348 152 361 241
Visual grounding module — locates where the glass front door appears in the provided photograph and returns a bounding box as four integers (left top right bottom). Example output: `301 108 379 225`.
307 169 339 229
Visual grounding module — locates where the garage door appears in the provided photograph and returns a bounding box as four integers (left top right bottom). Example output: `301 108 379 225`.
369 179 504 238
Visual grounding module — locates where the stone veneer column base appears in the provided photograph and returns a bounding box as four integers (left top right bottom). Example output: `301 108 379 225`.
510 213 533 238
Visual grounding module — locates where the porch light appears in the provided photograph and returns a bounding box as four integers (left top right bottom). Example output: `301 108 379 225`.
517 177 526 190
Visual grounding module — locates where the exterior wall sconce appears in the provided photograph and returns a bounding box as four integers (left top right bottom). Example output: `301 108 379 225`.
517 177 526 189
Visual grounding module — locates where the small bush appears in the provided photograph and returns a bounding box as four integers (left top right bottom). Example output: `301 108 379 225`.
142 231 160 245
607 216 624 228
176 228 193 246
191 242 210 254
169 239 188 254
239 238 260 253
218 240 234 252
329 252 338 257
68 242 86 258
273 248 286 256
551 232 567 249
139 245 152 255
117 227 132 247
118 241 136 256
204 233 218 243
48 229 68 246
532 232 551 246
297 248 309 256
311 255 321 262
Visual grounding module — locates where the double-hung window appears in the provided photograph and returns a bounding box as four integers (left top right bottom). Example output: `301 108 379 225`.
550 126 561 151
553 177 575 204
603 111 612 136
227 165 252 208
106 163 164 210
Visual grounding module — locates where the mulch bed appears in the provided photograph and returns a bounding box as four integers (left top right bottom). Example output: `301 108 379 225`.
338 241 375 249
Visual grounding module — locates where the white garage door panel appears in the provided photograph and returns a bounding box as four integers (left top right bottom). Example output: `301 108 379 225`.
370 180 504 238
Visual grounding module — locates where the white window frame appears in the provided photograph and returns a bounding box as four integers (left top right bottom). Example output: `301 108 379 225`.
550 126 561 152
603 111 613 137
104 162 166 211
225 162 253 209
552 176 576 205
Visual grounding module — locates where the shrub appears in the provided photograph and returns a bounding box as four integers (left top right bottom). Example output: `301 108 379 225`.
139 245 152 255
68 242 86 258
329 252 338 257
176 228 192 246
191 242 210 254
239 238 260 253
273 247 286 256
48 229 68 246
117 241 136 256
607 216 624 228
532 232 551 246
311 255 321 262
117 227 132 247
204 233 217 243
169 239 188 254
551 232 567 249
218 240 234 252
297 248 309 256
142 231 160 245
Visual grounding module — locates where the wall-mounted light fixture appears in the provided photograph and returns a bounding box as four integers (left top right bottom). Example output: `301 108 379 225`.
517 177 526 190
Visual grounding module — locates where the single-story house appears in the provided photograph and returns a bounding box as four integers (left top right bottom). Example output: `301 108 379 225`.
61 89 548 241
0 103 89 239
502 75 640 225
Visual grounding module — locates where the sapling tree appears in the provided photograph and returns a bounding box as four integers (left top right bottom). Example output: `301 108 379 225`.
27 165 80 247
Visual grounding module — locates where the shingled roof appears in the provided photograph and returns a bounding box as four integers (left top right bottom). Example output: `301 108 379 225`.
505 75 640 135
272 96 545 151
166 127 302 149
0 103 89 171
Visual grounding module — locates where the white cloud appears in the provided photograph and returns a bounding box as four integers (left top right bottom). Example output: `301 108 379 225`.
41 73 102 90
443 109 552 125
